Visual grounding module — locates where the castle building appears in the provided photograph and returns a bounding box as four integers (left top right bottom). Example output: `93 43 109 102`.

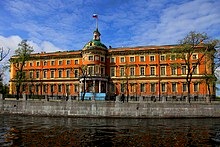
9 27 215 101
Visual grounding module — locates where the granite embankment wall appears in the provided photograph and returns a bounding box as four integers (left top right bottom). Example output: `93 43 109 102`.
1 99 220 118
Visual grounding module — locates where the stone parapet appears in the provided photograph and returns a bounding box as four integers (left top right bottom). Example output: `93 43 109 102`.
1 99 220 118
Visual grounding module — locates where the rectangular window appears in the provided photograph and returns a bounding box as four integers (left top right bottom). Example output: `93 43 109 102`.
36 71 40 78
120 57 125 63
160 66 165 75
130 67 135 76
88 56 93 61
36 85 39 93
150 66 155 75
88 67 93 75
110 67 115 76
66 69 70 78
171 67 176 75
30 71 33 78
101 67 105 75
183 83 187 92
140 67 145 76
172 83 177 92
192 54 198 60
194 83 198 92
130 57 135 62
150 56 155 61
50 85 54 93
66 60 70 65
110 57 115 63
140 56 145 62
150 83 156 93
193 65 197 74
37 61 40 66
95 65 99 74
160 55 165 61
43 61 47 66
58 85 62 92
51 71 55 78
182 66 186 75
51 61 55 66
74 69 78 77
120 67 125 76
43 70 47 78
101 56 105 62
58 70 62 78
140 83 145 92
75 60 79 64
58 60 62 65
161 83 166 92
30 62 33 67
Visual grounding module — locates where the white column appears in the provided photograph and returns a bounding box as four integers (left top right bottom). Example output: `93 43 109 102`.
99 81 101 93
93 80 95 92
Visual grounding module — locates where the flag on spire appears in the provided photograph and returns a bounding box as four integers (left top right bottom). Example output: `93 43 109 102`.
93 14 98 18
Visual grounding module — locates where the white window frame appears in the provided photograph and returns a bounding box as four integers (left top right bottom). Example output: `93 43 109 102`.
140 83 145 92
161 83 166 92
150 83 156 93
160 55 165 61
120 67 125 76
101 56 105 62
140 56 145 62
110 57 115 63
51 70 55 78
110 67 115 77
130 56 135 62
130 67 135 76
140 66 145 76
172 83 177 93
194 83 199 92
43 70 47 79
120 57 125 63
150 66 156 76
150 55 155 61
88 56 93 61
58 70 62 78
58 60 63 65
66 69 70 78
160 66 166 76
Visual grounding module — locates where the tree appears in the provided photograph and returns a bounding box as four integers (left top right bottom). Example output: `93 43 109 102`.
0 47 10 84
10 40 34 100
0 47 10 62
80 64 87 101
173 31 217 103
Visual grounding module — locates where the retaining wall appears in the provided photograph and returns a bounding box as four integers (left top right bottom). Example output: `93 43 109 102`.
1 99 220 118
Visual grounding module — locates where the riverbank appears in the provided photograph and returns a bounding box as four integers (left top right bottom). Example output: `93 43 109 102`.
1 99 220 118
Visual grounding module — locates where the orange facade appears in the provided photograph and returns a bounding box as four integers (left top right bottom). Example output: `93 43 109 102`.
9 29 215 101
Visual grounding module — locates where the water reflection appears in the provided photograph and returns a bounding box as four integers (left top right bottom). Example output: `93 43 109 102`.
0 115 220 146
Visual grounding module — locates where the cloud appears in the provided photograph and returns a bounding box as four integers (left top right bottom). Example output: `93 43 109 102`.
0 35 62 84
127 0 220 46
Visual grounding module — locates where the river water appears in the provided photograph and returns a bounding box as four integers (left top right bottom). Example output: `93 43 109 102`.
0 115 220 147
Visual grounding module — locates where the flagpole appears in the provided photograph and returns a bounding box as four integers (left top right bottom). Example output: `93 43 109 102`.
93 14 98 29
96 17 98 29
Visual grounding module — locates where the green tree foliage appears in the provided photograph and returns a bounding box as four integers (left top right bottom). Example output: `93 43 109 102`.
173 31 218 103
10 40 34 100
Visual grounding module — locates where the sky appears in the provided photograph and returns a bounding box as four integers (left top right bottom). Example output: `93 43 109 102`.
0 0 220 84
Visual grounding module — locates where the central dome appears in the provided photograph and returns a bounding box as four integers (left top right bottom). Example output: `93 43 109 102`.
83 28 107 50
